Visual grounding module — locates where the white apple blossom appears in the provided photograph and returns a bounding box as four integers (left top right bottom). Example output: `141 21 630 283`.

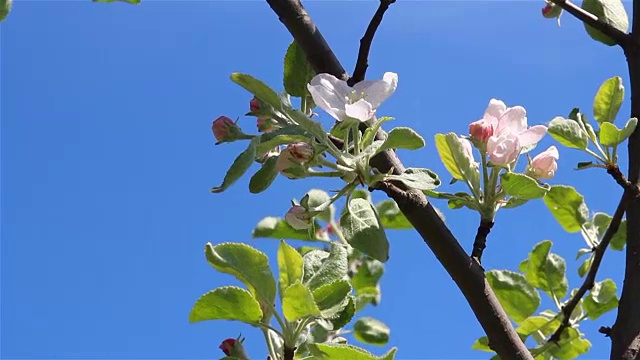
487 133 521 166
528 145 559 179
307 72 398 122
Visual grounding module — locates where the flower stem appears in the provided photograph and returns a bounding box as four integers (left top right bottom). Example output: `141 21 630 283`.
262 328 278 360
307 170 346 178
481 152 490 203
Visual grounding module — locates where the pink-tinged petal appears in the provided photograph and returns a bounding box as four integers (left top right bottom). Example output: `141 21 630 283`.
518 125 548 147
496 106 528 135
356 72 398 108
345 99 374 122
484 99 507 120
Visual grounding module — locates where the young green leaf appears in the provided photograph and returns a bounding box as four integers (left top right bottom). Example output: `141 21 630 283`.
583 278 619 320
609 219 627 250
328 296 356 330
283 40 315 98
305 243 348 291
211 137 259 193
486 270 541 323
249 156 279 194
313 280 352 318
355 287 381 311
599 118 638 146
281 281 321 321
593 76 625 123
543 185 590 233
379 127 425 152
340 198 390 262
516 316 561 339
383 168 441 191
255 126 310 155
361 117 394 149
309 343 397 360
0 0 11 21
302 249 330 284
189 286 263 323
230 73 283 110
548 327 591 359
434 133 480 189
303 189 334 222
376 200 412 230
523 240 569 299
500 173 550 200
354 317 390 346
547 117 588 150
278 240 304 293
252 216 321 241
204 242 276 306
352 258 385 291
471 336 492 352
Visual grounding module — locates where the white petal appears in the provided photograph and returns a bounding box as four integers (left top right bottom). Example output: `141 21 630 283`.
356 72 398 109
496 106 527 135
518 125 548 147
345 99 374 122
484 99 507 120
307 74 352 121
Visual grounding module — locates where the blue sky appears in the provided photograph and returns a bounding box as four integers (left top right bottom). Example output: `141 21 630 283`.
1 1 633 359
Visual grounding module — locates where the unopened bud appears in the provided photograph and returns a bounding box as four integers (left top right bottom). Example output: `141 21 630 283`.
285 205 313 230
212 116 237 143
469 119 493 144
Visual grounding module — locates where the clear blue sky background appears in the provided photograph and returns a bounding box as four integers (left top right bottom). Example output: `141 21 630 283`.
2 1 634 359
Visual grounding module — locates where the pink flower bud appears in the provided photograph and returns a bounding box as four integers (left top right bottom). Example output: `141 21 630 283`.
250 97 260 112
219 337 249 359
288 142 314 162
285 205 312 230
469 119 494 144
276 148 307 179
542 2 562 18
528 146 559 179
487 133 521 166
212 116 236 142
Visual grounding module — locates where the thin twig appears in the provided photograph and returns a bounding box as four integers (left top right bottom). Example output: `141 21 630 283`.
471 219 494 264
348 0 397 86
607 165 640 197
548 192 629 344
548 0 636 50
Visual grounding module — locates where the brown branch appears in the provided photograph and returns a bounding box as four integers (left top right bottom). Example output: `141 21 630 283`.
607 165 640 197
471 219 494 264
265 0 348 81
265 1 532 358
548 0 635 49
548 192 628 344
610 0 640 355
347 0 396 87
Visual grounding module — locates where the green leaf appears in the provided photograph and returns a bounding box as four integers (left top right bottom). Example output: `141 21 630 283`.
502 197 530 209
281 281 321 321
471 336 492 352
610 219 627 250
355 287 380 311
302 249 329 284
305 243 348 291
486 270 541 323
352 258 384 291
594 76 625 123
283 40 315 98
376 200 412 230
379 127 425 152
252 216 321 241
249 155 279 194
500 173 550 200
189 286 263 323
434 133 480 189
329 296 356 329
584 278 619 320
524 240 569 299
599 118 638 146
547 117 588 150
543 185 589 233
516 316 561 338
0 0 11 22
578 256 593 277
204 242 276 306
230 73 283 110
313 280 352 315
548 327 591 360
362 117 394 149
277 240 304 293
352 188 372 203
354 317 390 346
211 137 259 193
255 126 310 155
309 343 397 360
582 212 612 247
340 198 390 262
383 168 441 191
302 189 334 222
582 0 629 46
